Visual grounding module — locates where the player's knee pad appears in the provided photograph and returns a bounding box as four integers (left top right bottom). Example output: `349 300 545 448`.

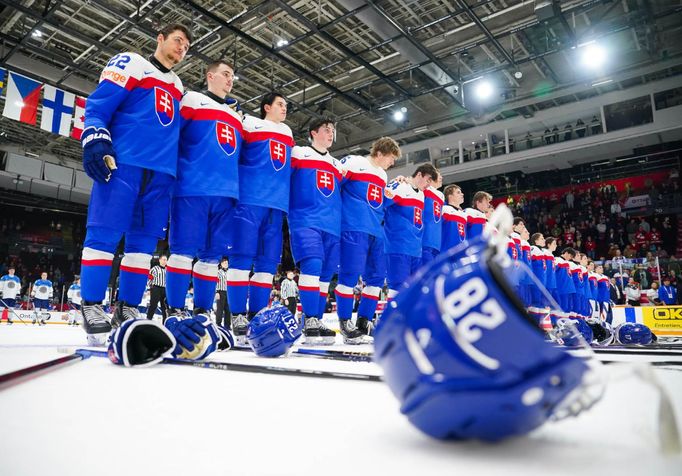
83 226 123 253
124 232 159 254
299 258 323 277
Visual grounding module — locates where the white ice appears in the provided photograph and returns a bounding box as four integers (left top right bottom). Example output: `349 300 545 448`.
1 324 681 476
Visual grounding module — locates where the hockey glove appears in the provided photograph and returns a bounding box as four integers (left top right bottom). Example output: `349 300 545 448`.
217 325 234 351
108 319 175 367
226 98 244 119
82 126 117 183
165 314 221 360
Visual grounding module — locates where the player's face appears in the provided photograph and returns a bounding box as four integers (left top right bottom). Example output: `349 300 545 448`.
450 188 464 207
374 152 396 170
158 30 190 66
477 197 490 212
41 273 47 279
413 173 433 191
312 124 335 150
8 269 14 275
209 64 234 96
265 97 287 123
537 235 546 247
434 174 443 189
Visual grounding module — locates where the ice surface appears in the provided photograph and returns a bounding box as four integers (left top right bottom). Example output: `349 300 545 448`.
1 324 681 476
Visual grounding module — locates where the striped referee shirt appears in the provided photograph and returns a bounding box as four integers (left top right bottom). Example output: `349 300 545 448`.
280 278 298 300
149 265 166 288
217 268 228 292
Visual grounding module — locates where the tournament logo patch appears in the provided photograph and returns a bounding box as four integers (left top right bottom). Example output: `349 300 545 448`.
433 202 442 223
39 286 48 294
216 121 237 156
414 207 423 229
6 281 16 289
316 170 335 197
154 87 174 126
367 183 383 209
269 140 287 171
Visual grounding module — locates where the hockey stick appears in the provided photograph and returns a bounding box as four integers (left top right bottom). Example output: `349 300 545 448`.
76 349 384 382
0 298 28 325
0 351 90 391
233 345 374 362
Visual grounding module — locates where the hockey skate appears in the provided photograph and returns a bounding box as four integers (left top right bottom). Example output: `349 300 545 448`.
356 316 376 338
302 316 336 345
111 301 140 329
81 302 112 347
232 313 249 346
339 318 365 345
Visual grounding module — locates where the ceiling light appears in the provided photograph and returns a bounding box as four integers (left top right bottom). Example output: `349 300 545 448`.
580 43 607 69
514 71 523 79
32 30 42 38
474 80 493 100
276 38 289 48
393 110 405 122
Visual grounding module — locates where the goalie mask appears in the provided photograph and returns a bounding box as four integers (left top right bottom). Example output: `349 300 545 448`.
373 205 602 442
247 304 302 357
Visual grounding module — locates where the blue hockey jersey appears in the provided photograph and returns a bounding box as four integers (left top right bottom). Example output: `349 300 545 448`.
289 146 343 236
441 205 466 252
85 52 184 177
384 181 425 258
176 91 243 198
339 155 387 238
238 115 295 213
422 186 443 251
465 208 487 239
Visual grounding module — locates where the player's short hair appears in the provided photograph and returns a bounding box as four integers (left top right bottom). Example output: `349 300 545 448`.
513 217 525 227
159 24 193 45
545 237 556 247
308 117 335 139
443 184 461 199
530 233 543 245
472 191 492 207
412 164 438 180
561 247 577 258
370 137 401 159
260 91 286 119
206 60 234 74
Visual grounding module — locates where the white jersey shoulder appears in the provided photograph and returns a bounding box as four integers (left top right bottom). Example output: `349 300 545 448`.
424 186 444 201
442 205 465 218
243 115 293 137
100 52 183 93
464 207 486 219
181 91 239 120
291 146 340 169
340 155 387 182
530 245 544 257
385 181 424 202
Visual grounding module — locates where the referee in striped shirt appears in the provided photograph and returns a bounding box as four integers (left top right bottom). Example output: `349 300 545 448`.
280 271 299 316
215 258 231 328
147 255 168 322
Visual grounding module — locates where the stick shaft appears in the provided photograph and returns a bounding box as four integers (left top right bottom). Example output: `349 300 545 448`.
0 353 85 390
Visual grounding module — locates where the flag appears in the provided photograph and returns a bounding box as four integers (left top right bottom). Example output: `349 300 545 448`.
2 71 42 125
0 68 6 97
71 96 86 140
40 85 75 137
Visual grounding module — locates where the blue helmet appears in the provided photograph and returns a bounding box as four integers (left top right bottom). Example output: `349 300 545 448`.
554 318 594 347
615 323 656 345
373 227 599 442
247 305 302 357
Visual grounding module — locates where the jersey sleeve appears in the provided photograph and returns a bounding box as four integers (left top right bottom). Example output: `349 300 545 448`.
84 52 143 131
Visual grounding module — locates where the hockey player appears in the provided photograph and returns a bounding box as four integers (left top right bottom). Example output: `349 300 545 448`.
31 272 53 325
78 24 191 345
226 92 295 342
0 266 21 324
421 173 444 265
555 247 576 317
334 137 400 343
595 264 610 320
288 118 341 345
441 184 466 252
464 191 491 239
544 237 559 323
67 276 82 326
587 260 599 318
384 164 439 302
529 233 547 306
165 60 243 325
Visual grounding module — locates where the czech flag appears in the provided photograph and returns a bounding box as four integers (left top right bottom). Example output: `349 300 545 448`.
2 71 42 125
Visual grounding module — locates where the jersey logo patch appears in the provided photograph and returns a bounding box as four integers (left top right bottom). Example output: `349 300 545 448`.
458 222 465 237
433 202 442 223
414 207 423 229
316 170 335 197
269 140 287 171
216 121 237 156
154 87 174 126
367 183 383 209
6 281 16 289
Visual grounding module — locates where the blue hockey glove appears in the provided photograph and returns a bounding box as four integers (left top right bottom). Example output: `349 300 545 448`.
108 319 175 367
217 325 234 351
226 98 243 119
165 314 221 360
82 126 117 183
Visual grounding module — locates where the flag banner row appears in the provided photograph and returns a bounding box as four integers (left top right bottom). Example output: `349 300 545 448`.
0 68 86 140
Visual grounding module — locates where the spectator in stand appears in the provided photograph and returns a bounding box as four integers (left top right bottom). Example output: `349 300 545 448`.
648 227 662 247
590 115 602 134
624 278 641 306
626 218 638 243
669 257 681 277
544 128 552 145
633 266 652 289
659 277 677 305
645 281 662 306
639 217 650 233
575 118 586 138
551 125 559 143
623 242 638 259
563 123 572 141
584 236 597 259
525 132 533 149
565 190 575 209
610 277 624 305
563 227 575 246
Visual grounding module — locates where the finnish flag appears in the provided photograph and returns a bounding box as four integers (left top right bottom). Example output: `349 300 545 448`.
40 85 75 137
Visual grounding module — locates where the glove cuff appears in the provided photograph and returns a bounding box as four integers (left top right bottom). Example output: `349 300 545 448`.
82 126 112 148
